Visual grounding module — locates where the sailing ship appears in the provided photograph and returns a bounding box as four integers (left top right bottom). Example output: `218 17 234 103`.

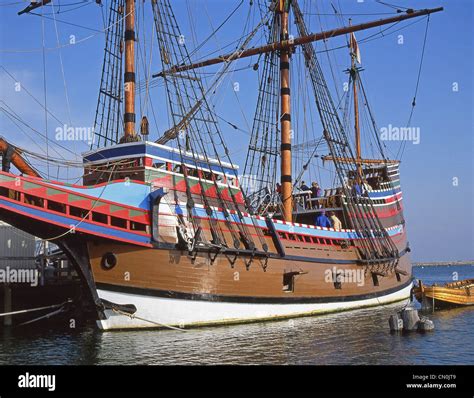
0 1 443 330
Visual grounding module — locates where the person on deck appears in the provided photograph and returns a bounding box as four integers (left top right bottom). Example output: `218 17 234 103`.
363 180 372 193
352 181 362 197
299 181 310 208
300 181 310 192
310 182 322 209
329 211 342 231
315 210 331 228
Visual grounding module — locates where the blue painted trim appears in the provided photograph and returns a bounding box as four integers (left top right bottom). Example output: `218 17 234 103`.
84 143 237 175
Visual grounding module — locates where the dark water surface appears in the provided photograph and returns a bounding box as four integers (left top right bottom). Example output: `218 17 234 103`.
1 265 473 365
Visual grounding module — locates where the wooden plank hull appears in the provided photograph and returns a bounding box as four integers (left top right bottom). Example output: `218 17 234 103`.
89 242 411 300
0 170 413 330
88 238 412 329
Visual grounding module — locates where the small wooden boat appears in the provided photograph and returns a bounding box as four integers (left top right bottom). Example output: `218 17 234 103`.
414 279 474 308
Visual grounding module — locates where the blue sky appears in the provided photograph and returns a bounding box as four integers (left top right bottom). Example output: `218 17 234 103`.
0 0 472 262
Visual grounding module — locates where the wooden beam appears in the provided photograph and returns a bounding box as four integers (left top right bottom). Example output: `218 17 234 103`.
0 138 41 177
18 0 52 16
395 268 408 276
152 7 443 77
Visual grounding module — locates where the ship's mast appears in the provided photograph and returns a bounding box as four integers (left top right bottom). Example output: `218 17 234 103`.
349 24 362 181
123 0 137 142
352 60 362 181
279 0 292 222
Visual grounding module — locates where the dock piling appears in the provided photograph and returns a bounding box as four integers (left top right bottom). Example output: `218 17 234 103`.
3 284 12 326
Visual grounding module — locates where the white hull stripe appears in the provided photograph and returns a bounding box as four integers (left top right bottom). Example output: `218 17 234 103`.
96 282 413 330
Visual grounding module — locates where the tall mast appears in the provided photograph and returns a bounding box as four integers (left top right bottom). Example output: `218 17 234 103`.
279 0 292 222
352 61 362 181
123 0 136 142
350 25 362 181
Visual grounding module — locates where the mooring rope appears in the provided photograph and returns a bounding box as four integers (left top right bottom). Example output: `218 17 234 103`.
111 308 188 332
0 299 72 318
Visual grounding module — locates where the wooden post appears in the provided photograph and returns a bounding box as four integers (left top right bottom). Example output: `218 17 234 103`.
4 284 12 326
279 0 292 222
123 0 136 141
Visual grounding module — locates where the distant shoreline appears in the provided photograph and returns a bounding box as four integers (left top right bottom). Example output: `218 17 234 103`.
412 261 474 267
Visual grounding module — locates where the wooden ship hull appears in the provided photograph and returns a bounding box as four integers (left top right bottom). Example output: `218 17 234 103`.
414 279 474 309
0 146 412 330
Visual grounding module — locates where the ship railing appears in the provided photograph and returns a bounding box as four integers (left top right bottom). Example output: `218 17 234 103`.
293 189 341 212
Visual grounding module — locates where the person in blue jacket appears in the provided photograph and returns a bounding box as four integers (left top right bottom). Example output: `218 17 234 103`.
352 181 362 197
315 210 331 228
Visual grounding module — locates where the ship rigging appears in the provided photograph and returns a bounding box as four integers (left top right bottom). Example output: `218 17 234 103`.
0 1 443 330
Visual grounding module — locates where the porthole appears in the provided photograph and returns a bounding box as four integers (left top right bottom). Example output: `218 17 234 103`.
101 252 118 270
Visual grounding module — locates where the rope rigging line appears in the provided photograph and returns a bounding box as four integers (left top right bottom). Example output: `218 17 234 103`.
152 0 273 255
40 161 120 242
92 0 125 148
0 67 66 132
1 6 132 53
186 0 245 61
111 308 188 332
243 2 282 217
293 0 400 275
310 17 427 56
28 12 105 32
396 14 431 161
201 0 256 147
41 3 50 178
135 1 160 139
375 0 409 12
153 0 235 249
50 0 75 181
188 1 269 251
0 300 72 318
23 1 93 16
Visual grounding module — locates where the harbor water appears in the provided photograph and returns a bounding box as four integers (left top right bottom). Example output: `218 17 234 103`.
1 264 473 365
